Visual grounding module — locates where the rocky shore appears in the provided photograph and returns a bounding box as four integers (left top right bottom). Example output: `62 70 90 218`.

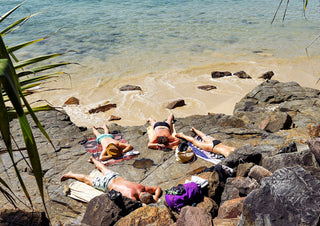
1 80 320 225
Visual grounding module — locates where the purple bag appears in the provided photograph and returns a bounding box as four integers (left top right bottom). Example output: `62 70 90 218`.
165 182 202 211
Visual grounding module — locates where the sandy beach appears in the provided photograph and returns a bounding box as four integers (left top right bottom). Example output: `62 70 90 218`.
27 54 320 127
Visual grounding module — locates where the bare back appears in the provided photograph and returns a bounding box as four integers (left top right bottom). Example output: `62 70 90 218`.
109 177 146 201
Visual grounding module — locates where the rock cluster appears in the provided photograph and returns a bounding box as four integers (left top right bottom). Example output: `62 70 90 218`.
1 80 320 225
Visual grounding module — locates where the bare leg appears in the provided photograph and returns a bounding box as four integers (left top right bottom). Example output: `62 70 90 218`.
60 171 94 186
102 124 109 134
147 118 157 127
89 156 113 175
191 127 212 143
92 126 102 138
213 144 236 157
99 152 112 161
166 113 175 134
175 133 212 152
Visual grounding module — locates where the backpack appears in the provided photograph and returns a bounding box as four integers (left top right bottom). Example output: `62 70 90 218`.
165 182 202 211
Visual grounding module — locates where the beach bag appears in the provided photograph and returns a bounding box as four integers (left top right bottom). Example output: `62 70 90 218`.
165 182 202 211
175 142 195 163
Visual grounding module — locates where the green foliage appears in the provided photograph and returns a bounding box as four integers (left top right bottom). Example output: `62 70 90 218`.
0 1 71 218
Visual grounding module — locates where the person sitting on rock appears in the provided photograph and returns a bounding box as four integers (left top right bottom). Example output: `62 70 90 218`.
61 157 162 204
147 113 180 150
93 125 133 161
175 127 235 157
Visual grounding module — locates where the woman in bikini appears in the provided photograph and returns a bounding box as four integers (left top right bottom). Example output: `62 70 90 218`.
175 127 235 157
92 125 133 161
147 113 180 149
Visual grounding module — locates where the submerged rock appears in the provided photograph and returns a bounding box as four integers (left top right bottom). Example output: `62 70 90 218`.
233 71 252 79
119 85 142 91
197 85 217 91
63 97 79 106
258 71 274 80
211 71 232 78
166 99 186 109
88 103 117 114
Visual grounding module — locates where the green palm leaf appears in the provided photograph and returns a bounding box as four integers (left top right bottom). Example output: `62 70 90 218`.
0 1 25 23
14 52 68 69
0 59 33 207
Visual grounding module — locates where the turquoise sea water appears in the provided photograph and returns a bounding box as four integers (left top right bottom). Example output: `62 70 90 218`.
2 0 320 126
3 0 320 73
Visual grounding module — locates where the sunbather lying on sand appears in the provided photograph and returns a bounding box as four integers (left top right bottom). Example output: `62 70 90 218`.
147 113 180 149
61 157 162 204
92 125 133 161
175 127 235 157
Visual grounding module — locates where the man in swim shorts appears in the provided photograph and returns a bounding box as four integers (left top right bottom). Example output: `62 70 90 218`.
92 125 133 161
60 157 162 204
175 127 236 157
147 113 180 149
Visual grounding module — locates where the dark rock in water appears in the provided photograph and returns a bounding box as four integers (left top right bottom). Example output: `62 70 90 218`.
239 166 320 226
258 71 274 80
197 85 217 91
88 103 117 114
108 115 121 121
119 85 142 91
63 97 79 106
82 194 142 226
211 71 232 78
233 71 252 79
176 206 212 226
116 205 174 225
166 99 186 109
0 209 49 226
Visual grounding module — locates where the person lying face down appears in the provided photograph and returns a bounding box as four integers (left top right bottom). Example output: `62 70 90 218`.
175 127 236 157
92 125 133 161
61 157 162 204
147 113 180 150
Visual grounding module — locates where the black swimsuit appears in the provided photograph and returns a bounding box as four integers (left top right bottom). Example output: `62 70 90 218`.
154 121 170 130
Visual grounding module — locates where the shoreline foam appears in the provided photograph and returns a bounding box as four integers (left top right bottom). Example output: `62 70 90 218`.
27 55 320 127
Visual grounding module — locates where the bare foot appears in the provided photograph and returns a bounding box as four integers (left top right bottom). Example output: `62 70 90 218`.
88 156 94 163
60 171 73 181
190 127 196 132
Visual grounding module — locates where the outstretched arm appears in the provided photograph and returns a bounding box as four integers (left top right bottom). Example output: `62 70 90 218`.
168 136 180 149
119 142 133 153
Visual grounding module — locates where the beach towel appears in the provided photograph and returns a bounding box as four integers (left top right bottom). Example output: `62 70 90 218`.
188 135 225 165
83 132 139 165
67 169 104 202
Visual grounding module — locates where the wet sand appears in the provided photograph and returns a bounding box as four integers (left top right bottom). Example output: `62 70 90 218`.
27 55 320 127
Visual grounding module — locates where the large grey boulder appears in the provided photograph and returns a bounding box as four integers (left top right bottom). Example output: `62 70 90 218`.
239 166 320 226
233 80 320 130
